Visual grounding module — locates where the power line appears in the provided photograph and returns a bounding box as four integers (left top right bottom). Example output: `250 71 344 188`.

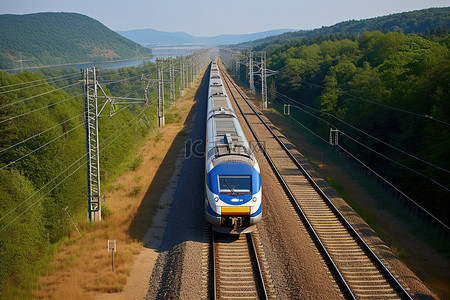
98 74 142 85
0 93 83 125
0 72 79 90
339 130 449 191
0 122 84 171
287 113 329 144
0 113 84 154
0 106 148 231
291 78 450 126
0 82 82 110
100 108 148 148
0 152 86 226
0 73 80 95
336 145 449 230
271 94 450 191
0 67 156 230
267 87 450 175
0 158 86 233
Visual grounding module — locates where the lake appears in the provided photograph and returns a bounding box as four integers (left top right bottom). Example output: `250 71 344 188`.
6 46 209 73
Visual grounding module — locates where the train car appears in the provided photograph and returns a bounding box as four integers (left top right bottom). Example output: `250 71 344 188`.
205 61 262 234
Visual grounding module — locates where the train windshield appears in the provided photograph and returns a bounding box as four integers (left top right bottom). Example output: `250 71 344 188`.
218 175 251 194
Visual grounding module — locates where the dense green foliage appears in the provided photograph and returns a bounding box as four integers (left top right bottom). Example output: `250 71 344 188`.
0 12 152 70
253 30 450 223
246 7 450 49
0 61 166 296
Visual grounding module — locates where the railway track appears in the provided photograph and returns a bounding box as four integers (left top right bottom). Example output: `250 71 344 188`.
213 230 268 299
219 63 412 299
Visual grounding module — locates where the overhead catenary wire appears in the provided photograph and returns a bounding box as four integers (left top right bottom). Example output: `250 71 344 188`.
97 74 142 85
0 122 84 172
339 130 450 191
0 93 83 125
0 71 80 90
242 57 450 126
0 62 159 232
0 105 149 232
0 152 86 226
270 92 450 191
291 78 450 126
0 81 82 110
262 83 450 175
336 144 450 230
0 158 86 233
0 112 84 154
0 73 80 95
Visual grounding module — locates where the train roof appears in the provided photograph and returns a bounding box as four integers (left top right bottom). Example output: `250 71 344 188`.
207 64 252 160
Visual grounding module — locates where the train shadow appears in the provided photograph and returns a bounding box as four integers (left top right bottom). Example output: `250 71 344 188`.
128 65 211 251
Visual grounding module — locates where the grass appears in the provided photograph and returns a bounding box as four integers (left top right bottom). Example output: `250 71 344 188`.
127 186 142 197
101 205 113 218
267 99 450 299
0 238 65 300
271 102 449 251
129 155 144 171
165 112 180 124
154 132 163 143
27 65 207 299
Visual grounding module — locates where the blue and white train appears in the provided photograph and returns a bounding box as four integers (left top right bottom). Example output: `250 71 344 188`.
205 61 262 233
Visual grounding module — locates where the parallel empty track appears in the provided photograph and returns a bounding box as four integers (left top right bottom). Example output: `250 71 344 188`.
213 231 268 299
219 63 411 300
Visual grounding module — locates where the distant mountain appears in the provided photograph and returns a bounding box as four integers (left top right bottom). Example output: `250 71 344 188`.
0 12 152 70
116 28 297 46
247 7 450 48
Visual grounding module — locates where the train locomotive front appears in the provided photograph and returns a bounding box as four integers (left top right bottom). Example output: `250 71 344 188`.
205 61 262 233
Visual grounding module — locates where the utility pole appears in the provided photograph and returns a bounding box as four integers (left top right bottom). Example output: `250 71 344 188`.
83 68 101 221
329 128 339 146
157 58 165 127
180 56 185 97
83 67 148 222
249 51 255 92
169 58 175 106
191 57 194 87
236 56 240 80
19 52 23 73
284 104 290 115
261 51 267 109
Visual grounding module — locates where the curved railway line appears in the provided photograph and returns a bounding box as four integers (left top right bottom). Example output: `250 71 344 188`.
218 62 412 300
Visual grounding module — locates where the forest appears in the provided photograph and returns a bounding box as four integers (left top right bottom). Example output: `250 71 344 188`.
247 7 450 48
249 29 449 225
0 61 172 296
0 12 152 70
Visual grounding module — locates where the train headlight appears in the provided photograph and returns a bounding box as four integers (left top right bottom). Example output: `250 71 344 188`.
252 197 257 202
214 197 219 202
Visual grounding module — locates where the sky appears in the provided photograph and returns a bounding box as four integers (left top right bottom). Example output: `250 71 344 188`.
1 0 449 36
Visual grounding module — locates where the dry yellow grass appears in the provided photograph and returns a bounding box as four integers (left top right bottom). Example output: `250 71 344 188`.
33 71 206 299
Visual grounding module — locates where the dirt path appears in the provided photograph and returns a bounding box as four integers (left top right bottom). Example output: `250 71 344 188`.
96 91 201 300
96 139 187 300
34 72 204 300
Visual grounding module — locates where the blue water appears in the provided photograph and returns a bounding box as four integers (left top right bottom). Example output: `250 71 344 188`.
5 46 207 73
37 57 156 72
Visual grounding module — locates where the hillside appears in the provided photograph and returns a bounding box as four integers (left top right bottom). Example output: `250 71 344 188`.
0 12 152 70
244 7 450 47
116 28 296 46
239 18 450 226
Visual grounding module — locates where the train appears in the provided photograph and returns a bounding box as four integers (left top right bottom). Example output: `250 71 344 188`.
205 61 262 234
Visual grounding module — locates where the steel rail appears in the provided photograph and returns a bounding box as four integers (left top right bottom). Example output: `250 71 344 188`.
212 229 268 300
220 63 412 299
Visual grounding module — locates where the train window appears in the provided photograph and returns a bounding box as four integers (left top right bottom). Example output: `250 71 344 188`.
218 175 251 194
